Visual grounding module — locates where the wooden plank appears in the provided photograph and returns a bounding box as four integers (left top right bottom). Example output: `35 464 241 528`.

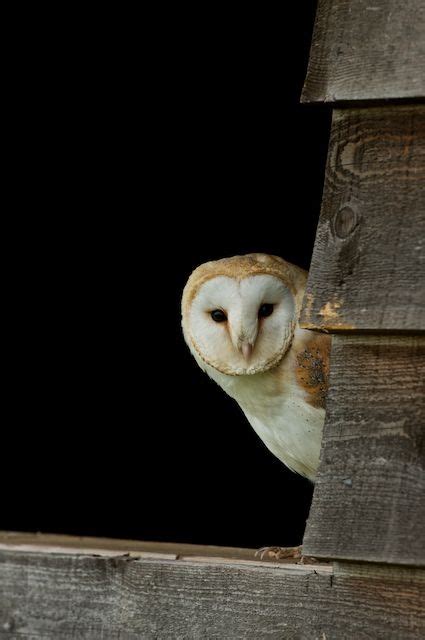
303 335 425 565
300 105 425 332
0 531 282 564
302 0 425 103
0 545 424 639
0 536 328 572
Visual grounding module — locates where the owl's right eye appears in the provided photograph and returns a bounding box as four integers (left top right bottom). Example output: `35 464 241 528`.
211 309 227 322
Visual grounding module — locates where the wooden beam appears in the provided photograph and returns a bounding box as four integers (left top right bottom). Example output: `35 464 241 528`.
304 335 425 565
0 531 283 563
300 105 425 332
0 536 424 638
302 0 425 103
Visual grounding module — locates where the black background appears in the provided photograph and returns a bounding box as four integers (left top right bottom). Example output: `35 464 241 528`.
5 2 331 548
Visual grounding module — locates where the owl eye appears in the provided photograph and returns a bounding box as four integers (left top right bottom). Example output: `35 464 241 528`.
211 309 227 323
258 303 274 318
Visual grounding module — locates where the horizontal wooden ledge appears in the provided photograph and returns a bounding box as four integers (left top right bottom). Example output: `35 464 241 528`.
0 531 327 570
301 97 425 108
299 324 425 335
0 541 424 639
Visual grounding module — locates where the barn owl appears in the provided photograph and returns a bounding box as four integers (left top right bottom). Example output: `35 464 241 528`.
181 253 330 482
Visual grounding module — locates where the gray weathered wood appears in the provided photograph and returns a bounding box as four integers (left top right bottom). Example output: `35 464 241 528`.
300 105 425 332
302 0 425 103
0 538 424 639
0 531 282 563
304 335 425 565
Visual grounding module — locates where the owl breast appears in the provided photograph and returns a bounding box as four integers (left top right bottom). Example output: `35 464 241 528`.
204 328 327 481
242 395 323 481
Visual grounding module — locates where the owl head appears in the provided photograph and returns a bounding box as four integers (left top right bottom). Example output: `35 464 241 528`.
182 254 307 376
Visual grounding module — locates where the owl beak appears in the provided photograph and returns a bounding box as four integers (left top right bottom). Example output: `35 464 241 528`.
240 341 253 361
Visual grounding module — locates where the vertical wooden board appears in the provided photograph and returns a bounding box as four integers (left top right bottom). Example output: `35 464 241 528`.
303 335 425 565
302 0 425 103
300 105 425 332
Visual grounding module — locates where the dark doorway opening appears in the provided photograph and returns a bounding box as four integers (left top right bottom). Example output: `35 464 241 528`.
5 2 330 549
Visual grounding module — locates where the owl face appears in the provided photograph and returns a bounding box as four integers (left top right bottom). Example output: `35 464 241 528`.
183 272 296 376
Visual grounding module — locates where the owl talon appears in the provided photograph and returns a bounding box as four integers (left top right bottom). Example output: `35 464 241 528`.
255 545 303 561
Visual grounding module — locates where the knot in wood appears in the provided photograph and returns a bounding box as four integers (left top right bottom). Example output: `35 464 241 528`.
333 206 358 239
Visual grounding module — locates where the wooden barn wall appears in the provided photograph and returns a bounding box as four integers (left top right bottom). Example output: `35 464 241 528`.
300 106 425 333
302 0 425 103
300 0 425 576
0 536 424 639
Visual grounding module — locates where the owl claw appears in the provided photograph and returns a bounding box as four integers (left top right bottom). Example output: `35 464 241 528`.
255 545 303 561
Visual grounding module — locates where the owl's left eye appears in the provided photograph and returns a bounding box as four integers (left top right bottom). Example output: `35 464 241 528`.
258 303 274 318
211 309 227 322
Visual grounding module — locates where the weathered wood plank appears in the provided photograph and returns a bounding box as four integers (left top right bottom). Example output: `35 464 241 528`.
0 531 281 563
0 544 424 639
300 105 425 332
302 0 425 103
304 335 425 565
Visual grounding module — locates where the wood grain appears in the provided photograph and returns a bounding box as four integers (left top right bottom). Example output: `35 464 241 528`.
0 542 424 639
0 531 281 563
302 0 425 103
304 335 425 565
300 105 425 332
